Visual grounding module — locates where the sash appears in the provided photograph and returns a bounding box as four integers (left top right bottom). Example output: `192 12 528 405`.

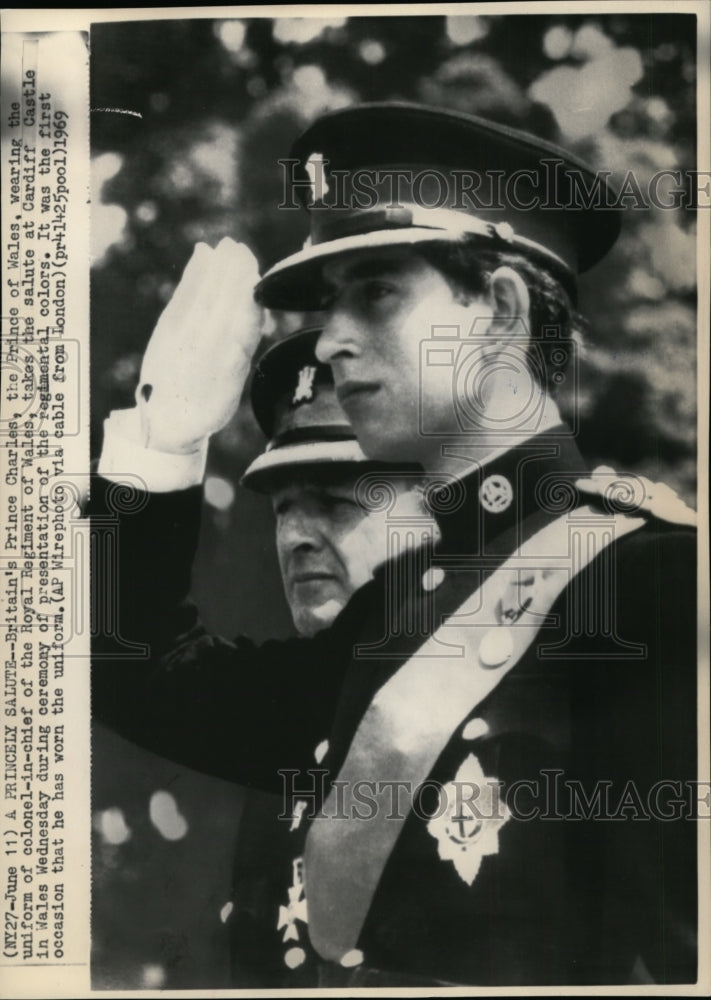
304 506 646 963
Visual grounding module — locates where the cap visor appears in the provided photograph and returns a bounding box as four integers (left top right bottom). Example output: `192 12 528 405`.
254 224 575 310
255 226 480 311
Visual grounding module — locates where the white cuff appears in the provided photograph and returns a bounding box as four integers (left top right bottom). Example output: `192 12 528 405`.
98 408 208 492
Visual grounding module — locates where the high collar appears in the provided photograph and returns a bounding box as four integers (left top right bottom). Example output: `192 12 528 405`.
429 426 587 557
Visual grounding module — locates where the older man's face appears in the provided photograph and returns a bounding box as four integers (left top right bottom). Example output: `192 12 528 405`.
271 469 428 637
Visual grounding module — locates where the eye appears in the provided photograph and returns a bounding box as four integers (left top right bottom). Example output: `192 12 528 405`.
273 497 293 518
362 279 395 301
322 493 358 513
318 285 337 309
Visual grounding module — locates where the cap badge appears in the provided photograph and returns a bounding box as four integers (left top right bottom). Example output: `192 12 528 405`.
479 474 513 513
305 151 329 203
427 754 510 886
292 365 317 405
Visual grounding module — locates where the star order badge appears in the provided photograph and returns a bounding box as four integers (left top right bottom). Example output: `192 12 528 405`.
427 754 510 886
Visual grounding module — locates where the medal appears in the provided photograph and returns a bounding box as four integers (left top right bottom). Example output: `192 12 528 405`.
277 856 308 943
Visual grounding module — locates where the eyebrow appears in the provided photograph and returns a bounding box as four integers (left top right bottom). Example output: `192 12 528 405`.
326 256 412 286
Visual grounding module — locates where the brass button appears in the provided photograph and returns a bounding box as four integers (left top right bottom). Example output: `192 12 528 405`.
462 717 490 741
422 567 445 591
284 946 306 969
479 628 514 668
340 948 364 968
479 474 513 513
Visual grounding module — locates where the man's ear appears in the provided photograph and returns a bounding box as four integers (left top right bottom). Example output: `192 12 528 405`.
486 266 531 344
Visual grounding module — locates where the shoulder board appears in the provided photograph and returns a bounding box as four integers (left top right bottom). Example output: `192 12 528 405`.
575 466 696 528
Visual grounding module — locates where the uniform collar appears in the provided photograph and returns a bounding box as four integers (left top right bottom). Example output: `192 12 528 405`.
430 425 587 556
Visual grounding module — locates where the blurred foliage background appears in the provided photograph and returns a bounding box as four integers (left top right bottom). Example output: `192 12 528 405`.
89 11 698 990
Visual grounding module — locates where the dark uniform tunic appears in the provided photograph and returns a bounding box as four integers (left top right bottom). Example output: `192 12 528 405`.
91 429 697 987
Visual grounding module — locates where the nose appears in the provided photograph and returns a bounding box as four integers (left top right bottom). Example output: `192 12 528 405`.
315 306 360 365
278 507 323 553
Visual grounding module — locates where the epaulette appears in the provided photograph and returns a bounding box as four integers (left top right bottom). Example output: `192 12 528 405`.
574 466 697 528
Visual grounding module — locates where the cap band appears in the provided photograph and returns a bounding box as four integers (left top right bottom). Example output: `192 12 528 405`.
308 202 569 275
241 439 370 492
268 424 357 451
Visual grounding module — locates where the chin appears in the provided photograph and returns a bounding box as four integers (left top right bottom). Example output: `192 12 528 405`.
292 597 345 637
294 616 320 638
360 431 415 464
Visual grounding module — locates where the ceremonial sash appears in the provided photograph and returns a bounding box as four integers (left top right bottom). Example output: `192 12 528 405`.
304 506 646 963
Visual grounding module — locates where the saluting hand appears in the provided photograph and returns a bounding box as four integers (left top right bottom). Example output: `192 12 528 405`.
136 237 263 454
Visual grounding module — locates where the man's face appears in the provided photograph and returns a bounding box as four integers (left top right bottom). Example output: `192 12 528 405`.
271 469 416 637
315 247 494 465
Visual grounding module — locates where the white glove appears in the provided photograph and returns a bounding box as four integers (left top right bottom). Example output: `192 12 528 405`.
136 237 263 454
